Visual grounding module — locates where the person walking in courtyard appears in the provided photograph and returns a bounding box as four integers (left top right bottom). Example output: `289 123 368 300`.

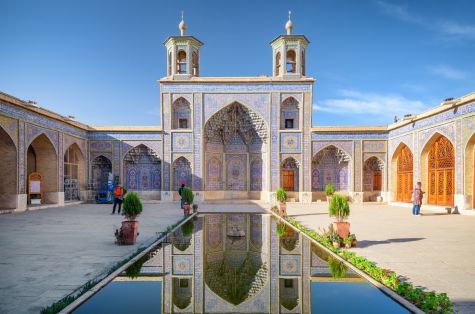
412 182 424 216
178 181 185 210
112 183 124 214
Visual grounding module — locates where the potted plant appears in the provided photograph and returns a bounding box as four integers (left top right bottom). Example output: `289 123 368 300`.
276 187 287 217
329 194 350 238
270 205 279 214
192 204 198 213
325 183 335 203
182 220 195 237
181 187 194 216
350 234 357 247
343 236 353 248
121 192 143 245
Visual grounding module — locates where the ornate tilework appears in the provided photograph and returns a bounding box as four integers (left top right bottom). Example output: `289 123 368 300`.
89 140 112 152
193 93 202 190
250 155 263 191
354 140 362 191
63 134 87 157
312 141 353 159
312 132 388 140
88 132 163 140
123 145 161 191
271 93 279 190
456 119 463 194
280 133 301 153
18 121 25 194
389 133 414 159
363 140 386 153
418 124 455 153
226 154 247 190
0 115 18 146
280 255 301 276
206 154 223 190
172 132 193 152
162 83 312 93
26 123 59 153
172 255 193 275
204 93 270 123
172 156 192 189
112 141 120 178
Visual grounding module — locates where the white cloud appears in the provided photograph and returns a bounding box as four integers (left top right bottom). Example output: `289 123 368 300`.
430 64 468 80
376 1 475 40
316 89 427 119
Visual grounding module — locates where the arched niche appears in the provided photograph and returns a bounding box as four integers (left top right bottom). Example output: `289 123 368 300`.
420 133 455 206
280 97 299 130
0 126 17 208
63 143 85 201
311 146 350 192
172 97 191 129
123 144 161 193
91 155 112 191
173 156 192 190
390 143 413 203
363 156 384 202
464 132 475 208
27 133 58 204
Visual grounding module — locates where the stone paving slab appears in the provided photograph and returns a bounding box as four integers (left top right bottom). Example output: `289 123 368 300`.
0 202 184 314
286 202 475 314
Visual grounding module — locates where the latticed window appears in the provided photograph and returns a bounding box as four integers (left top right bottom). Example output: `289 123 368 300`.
396 145 413 203
428 136 454 206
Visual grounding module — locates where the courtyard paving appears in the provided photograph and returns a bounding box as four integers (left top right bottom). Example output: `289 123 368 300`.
286 202 475 314
0 203 184 314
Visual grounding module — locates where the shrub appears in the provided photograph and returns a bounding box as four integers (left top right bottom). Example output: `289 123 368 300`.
181 187 194 204
325 183 335 196
122 192 143 220
276 222 287 237
276 187 287 203
329 194 350 222
181 220 194 237
328 256 347 279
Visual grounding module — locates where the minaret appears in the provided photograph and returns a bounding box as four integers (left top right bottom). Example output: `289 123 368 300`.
270 11 309 79
164 12 203 79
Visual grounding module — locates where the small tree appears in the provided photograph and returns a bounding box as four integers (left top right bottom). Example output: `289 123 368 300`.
328 194 350 222
276 187 287 203
325 183 335 196
181 220 195 237
122 192 143 221
181 187 194 205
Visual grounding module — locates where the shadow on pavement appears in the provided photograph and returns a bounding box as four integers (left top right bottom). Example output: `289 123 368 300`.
357 237 425 248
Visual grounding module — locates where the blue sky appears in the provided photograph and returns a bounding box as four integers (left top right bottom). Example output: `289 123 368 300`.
1 0 474 126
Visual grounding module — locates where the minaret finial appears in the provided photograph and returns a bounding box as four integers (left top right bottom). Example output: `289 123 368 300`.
179 11 186 36
285 10 293 35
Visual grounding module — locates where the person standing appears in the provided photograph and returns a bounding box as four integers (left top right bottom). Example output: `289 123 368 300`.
412 182 424 216
178 183 185 210
112 183 124 214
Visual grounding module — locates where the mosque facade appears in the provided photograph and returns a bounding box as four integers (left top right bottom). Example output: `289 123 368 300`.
1 16 475 214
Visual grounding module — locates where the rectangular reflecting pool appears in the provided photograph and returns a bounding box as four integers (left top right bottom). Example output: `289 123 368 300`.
74 213 410 313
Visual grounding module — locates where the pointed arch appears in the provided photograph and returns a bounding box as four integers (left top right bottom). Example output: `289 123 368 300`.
0 126 17 208
172 97 191 129
27 133 58 203
63 143 86 201
390 142 413 203
281 157 299 192
420 133 454 206
92 155 112 191
286 49 296 73
123 144 161 191
281 96 299 130
363 156 384 192
173 156 192 190
312 145 350 192
177 50 187 74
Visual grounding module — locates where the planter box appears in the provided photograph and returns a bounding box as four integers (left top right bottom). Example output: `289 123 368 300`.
121 220 138 245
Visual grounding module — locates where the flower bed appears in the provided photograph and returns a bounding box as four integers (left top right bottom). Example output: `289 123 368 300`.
286 217 454 314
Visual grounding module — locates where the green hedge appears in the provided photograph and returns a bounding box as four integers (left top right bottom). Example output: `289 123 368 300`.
285 217 454 314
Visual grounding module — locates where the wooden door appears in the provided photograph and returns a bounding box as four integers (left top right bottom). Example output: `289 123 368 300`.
283 170 295 191
396 145 413 203
428 136 454 206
